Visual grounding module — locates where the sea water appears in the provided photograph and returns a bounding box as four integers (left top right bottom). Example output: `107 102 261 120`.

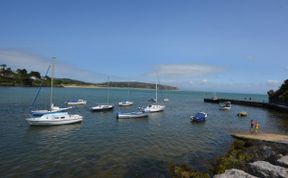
0 87 287 177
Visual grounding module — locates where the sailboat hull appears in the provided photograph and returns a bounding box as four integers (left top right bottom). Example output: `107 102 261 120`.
26 113 83 126
143 104 165 112
118 101 134 106
90 104 114 112
117 111 148 119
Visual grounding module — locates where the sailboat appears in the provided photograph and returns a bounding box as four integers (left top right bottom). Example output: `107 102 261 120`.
118 82 134 106
26 112 83 126
142 83 165 112
26 62 82 126
90 78 114 112
30 63 72 116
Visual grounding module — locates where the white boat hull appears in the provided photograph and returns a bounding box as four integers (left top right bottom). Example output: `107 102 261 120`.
143 104 165 113
90 104 114 112
117 111 148 119
26 112 83 126
118 101 134 106
66 99 87 105
219 106 231 110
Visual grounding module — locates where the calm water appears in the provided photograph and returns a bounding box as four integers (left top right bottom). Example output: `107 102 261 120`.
1 87 288 178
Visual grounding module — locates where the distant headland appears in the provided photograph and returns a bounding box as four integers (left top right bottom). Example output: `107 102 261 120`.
0 64 177 90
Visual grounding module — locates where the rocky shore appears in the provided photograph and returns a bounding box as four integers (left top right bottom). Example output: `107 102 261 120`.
169 138 288 178
212 138 288 178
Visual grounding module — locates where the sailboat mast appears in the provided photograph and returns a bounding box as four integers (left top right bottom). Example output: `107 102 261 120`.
127 82 130 100
155 83 158 102
50 63 54 108
107 76 110 104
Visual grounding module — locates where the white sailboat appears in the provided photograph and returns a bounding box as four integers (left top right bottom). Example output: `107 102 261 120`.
30 63 72 116
90 77 114 112
118 82 134 106
142 83 165 112
26 112 82 126
26 62 82 126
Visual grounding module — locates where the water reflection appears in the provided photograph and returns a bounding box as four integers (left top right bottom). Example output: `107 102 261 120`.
25 123 82 137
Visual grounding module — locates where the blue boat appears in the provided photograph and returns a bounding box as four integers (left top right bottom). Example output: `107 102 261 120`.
191 112 207 122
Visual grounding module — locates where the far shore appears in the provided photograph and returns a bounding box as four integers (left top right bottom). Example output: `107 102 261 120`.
62 84 101 88
61 84 174 91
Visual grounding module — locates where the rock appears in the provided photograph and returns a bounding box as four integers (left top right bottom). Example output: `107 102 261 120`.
259 145 276 159
249 161 288 178
214 169 258 178
277 155 288 168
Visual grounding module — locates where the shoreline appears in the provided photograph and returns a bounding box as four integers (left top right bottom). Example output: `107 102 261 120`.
170 132 288 177
62 84 100 88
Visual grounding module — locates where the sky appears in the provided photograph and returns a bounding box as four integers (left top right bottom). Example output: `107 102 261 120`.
0 0 287 94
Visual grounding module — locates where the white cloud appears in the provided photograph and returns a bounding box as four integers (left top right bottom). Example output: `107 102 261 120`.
0 48 107 83
151 64 223 77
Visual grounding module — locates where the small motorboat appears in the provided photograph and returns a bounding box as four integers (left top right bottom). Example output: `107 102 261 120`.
219 101 231 110
26 112 83 126
66 99 87 105
118 100 134 107
90 104 114 112
237 111 248 117
116 111 148 119
191 112 207 122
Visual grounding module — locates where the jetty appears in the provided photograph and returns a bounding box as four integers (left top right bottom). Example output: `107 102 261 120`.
231 132 288 145
204 98 288 112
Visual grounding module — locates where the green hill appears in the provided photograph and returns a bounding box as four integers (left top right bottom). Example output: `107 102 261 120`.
99 81 177 90
0 64 177 90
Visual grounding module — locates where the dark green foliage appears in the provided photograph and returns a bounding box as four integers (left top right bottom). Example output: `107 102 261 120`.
101 81 178 90
268 79 288 104
213 140 251 174
0 65 95 87
0 64 178 89
29 71 41 79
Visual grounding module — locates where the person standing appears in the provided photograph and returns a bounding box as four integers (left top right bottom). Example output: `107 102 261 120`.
255 121 260 134
250 120 255 133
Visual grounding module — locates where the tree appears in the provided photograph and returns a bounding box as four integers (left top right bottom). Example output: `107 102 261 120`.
29 71 41 79
0 64 6 70
16 69 27 75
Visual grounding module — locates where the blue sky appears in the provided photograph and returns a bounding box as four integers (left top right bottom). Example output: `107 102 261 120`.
0 0 287 93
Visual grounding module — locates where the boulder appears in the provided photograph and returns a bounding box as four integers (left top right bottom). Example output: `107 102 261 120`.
249 161 288 178
214 169 258 178
277 155 288 168
259 145 276 159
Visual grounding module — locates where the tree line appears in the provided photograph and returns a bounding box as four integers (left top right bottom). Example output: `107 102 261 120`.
0 64 48 86
268 79 288 105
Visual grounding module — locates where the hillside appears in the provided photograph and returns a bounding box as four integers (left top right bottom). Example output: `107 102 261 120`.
99 81 177 90
0 64 177 90
267 79 288 105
